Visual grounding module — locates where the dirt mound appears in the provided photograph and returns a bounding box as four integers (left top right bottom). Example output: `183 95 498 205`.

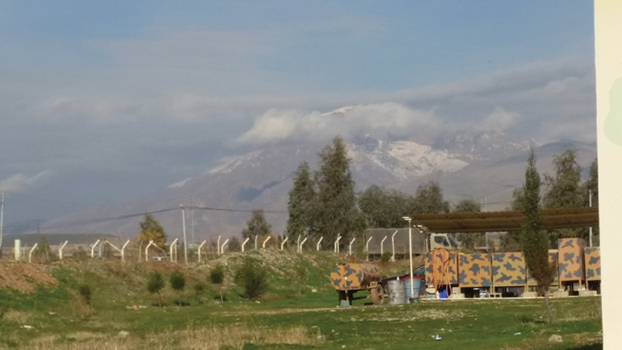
0 262 57 293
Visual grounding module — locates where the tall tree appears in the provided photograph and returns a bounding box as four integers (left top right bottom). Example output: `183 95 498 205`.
543 149 584 244
453 198 482 250
313 136 363 247
520 149 556 323
241 209 272 240
136 214 167 248
358 186 411 228
412 181 450 214
286 162 316 240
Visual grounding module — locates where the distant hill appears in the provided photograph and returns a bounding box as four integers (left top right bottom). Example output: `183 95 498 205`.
36 132 596 241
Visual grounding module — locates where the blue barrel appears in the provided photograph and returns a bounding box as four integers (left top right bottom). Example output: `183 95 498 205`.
403 278 421 303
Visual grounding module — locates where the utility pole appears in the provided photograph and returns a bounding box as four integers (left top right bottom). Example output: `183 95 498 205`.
181 205 188 264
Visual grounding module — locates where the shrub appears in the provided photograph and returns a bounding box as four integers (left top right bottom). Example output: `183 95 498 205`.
235 257 268 300
170 271 186 292
380 252 392 263
147 272 165 307
209 264 225 284
78 284 92 305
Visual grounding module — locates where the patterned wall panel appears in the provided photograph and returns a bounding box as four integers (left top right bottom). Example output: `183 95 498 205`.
558 238 587 283
425 250 458 286
584 247 601 281
492 252 526 287
458 253 492 288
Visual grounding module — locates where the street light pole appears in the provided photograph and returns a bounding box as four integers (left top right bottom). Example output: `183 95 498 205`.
181 205 188 264
403 216 414 302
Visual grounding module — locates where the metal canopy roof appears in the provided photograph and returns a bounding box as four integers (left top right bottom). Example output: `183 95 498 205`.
410 207 599 233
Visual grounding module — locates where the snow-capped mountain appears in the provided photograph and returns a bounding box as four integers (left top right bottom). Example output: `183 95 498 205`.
37 131 586 240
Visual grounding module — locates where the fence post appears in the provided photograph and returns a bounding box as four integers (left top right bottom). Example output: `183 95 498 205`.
90 240 101 258
380 236 387 256
58 240 68 260
317 237 324 251
262 236 271 248
299 237 308 253
391 230 398 262
197 240 207 262
221 239 229 254
280 237 288 250
28 243 38 263
349 238 356 256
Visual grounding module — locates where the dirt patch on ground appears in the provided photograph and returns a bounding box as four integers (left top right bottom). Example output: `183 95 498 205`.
0 262 57 293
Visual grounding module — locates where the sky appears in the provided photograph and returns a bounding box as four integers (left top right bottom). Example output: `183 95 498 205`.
0 1 596 228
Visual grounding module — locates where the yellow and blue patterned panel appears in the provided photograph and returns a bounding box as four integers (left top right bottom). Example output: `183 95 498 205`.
330 263 381 291
492 252 526 287
458 253 492 287
527 249 558 286
584 247 601 281
425 251 458 285
558 238 586 282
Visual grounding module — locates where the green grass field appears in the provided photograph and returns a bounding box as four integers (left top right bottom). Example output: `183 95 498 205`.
0 251 603 350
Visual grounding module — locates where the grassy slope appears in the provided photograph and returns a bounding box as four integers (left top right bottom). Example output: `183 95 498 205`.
0 251 602 350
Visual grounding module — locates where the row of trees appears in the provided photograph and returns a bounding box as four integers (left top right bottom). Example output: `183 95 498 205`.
506 149 598 249
134 136 598 255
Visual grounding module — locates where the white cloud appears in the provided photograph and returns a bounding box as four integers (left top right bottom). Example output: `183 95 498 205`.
235 103 442 146
0 171 52 193
480 107 518 131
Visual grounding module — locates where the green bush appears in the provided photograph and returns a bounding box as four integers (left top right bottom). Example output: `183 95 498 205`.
170 271 186 292
147 272 165 307
209 264 225 284
78 284 92 305
380 252 392 263
235 257 268 300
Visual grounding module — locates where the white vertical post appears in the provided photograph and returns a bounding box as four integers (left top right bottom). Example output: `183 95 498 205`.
28 243 38 263
217 236 221 255
254 235 258 250
121 240 130 262
300 237 308 252
297 235 301 252
380 236 387 256
242 238 250 252
403 216 414 302
391 230 397 262
197 240 207 262
349 238 356 255
169 238 178 262
221 239 229 254
181 205 188 264
262 236 272 248
334 236 342 253
90 240 100 258
280 237 288 250
14 239 21 261
145 240 155 262
366 237 373 261
316 237 323 251
58 241 68 260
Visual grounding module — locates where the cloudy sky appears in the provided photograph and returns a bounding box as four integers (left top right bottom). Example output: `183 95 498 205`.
0 1 595 228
